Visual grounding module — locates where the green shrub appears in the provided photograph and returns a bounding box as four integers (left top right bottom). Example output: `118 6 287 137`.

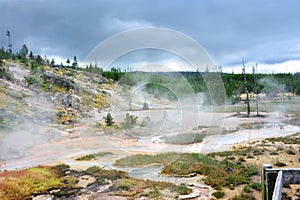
0 115 8 129
243 185 251 193
95 177 108 185
115 152 258 190
173 184 192 195
0 165 76 199
162 133 204 145
274 160 287 167
227 156 236 160
86 166 101 174
95 121 101 128
148 186 160 197
25 75 40 85
76 154 95 161
86 166 127 181
115 152 180 167
249 182 262 191
246 154 254 158
286 148 296 155
119 113 138 129
76 152 113 161
231 193 255 200
110 178 136 191
269 150 279 155
0 66 12 80
253 149 264 155
142 102 149 110
212 190 225 199
140 116 152 127
53 164 71 176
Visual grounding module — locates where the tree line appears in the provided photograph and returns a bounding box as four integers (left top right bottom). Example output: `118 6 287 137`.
1 30 299 105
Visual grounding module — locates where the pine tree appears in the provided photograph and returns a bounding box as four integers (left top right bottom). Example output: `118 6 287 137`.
36 55 43 65
6 31 12 55
29 51 34 59
66 58 70 66
19 44 28 61
72 56 78 69
104 113 114 126
50 58 55 67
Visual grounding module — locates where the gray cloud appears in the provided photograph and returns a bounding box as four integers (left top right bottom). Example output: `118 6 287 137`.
0 0 300 70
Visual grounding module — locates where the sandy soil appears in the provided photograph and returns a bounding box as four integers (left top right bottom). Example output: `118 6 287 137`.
211 132 300 200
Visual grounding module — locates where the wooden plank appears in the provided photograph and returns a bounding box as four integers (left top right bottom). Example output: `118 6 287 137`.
262 164 273 200
266 168 300 172
272 171 283 200
265 169 300 184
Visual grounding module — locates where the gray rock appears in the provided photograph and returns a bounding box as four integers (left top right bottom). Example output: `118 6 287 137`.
32 194 54 200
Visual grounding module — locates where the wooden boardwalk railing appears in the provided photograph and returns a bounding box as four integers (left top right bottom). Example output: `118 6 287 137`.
261 164 300 200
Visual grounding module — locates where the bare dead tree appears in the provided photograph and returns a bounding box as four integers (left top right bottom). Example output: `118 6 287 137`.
242 59 250 116
253 63 259 116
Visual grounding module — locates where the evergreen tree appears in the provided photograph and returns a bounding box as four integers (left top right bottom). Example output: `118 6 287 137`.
66 58 70 66
50 58 55 67
104 113 114 126
6 30 12 55
0 47 8 59
29 51 34 59
36 55 43 65
19 44 28 61
72 56 78 69
120 113 138 129
44 55 50 64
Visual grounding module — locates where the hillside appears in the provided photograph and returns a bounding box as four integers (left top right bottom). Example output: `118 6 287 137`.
0 60 113 161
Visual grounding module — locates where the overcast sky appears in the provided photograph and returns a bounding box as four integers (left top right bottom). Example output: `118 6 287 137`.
0 0 300 73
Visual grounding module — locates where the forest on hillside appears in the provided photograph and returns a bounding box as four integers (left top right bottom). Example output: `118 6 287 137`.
1 44 300 106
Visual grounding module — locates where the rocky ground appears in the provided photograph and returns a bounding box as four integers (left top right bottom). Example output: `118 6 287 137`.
0 61 112 163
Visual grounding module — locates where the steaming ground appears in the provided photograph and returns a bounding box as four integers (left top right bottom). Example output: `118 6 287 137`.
3 100 299 171
0 63 63 161
1 63 300 172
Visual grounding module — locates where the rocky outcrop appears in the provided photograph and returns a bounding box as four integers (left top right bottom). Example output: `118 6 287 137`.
43 72 79 91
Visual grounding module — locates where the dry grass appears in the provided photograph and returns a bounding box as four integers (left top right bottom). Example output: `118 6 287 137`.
0 165 76 200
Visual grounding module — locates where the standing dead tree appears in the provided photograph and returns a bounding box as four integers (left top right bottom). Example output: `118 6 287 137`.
242 59 250 116
253 63 259 116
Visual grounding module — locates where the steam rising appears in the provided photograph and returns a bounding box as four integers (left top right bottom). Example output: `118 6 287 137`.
0 95 61 161
0 65 61 162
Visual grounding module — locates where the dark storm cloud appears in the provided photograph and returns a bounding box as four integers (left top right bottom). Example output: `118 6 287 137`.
0 0 300 70
0 0 148 59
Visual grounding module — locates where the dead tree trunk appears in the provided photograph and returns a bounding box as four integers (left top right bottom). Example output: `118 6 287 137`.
242 59 250 116
253 64 259 116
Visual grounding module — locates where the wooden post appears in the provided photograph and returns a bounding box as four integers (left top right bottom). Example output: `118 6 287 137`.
262 165 300 200
272 171 283 200
262 164 273 200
